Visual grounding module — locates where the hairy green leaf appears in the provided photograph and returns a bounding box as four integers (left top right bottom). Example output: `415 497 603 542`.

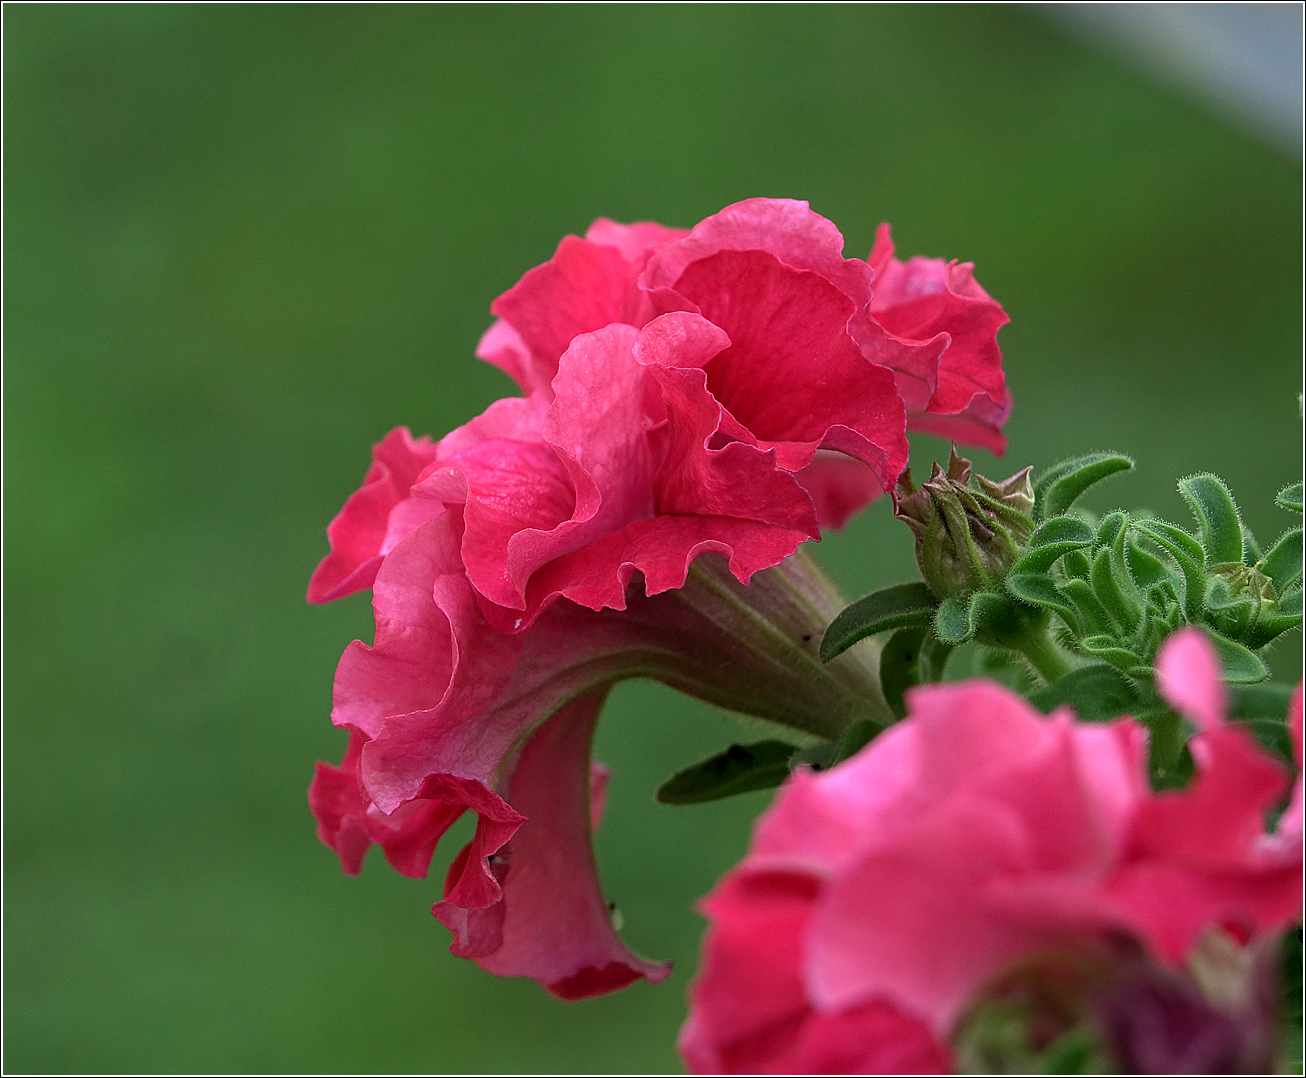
1033 453 1134 523
656 740 794 805
1263 527 1304 595
1027 664 1138 722
820 581 938 662
1277 482 1304 514
1179 473 1243 564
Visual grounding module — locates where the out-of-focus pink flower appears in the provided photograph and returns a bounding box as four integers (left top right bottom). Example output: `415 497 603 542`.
681 633 1301 1072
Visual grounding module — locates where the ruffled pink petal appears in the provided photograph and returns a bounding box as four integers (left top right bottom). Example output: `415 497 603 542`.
309 733 375 875
429 325 664 614
475 319 537 395
643 197 874 313
309 732 468 879
635 313 820 538
487 235 652 394
667 250 907 485
419 436 579 611
307 427 443 603
584 217 688 263
1155 626 1228 732
905 395 1011 455
867 223 1010 452
435 689 670 999
514 513 811 621
794 452 887 530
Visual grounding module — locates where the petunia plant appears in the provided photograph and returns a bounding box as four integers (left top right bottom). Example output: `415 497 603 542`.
306 197 1302 1073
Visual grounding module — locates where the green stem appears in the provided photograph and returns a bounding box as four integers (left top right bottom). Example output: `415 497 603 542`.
1145 707 1187 788
1015 624 1074 684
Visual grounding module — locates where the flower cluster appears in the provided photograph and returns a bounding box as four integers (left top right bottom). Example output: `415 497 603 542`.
307 199 1010 997
681 628 1303 1073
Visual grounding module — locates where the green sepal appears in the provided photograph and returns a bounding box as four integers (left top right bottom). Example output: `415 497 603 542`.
1134 519 1207 620
1277 481 1304 513
879 625 953 719
1080 635 1140 671
1206 628 1269 684
1033 452 1134 524
820 581 938 662
655 740 794 804
1005 573 1083 634
1263 527 1303 595
1027 663 1139 722
1179 473 1244 564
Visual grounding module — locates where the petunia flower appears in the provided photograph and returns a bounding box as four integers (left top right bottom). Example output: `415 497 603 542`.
307 199 1010 997
681 628 1301 1072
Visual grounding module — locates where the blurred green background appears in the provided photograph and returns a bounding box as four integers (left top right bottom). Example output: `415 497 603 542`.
5 5 1301 1073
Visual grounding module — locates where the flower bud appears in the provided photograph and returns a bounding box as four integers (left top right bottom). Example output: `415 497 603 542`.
893 447 1035 599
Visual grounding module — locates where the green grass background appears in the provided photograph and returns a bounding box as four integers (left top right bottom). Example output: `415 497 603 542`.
5 6 1301 1073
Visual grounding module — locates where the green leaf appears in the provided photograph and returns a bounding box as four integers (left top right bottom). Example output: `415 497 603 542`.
920 632 954 683
1241 609 1304 650
1008 517 1094 575
831 718 882 764
935 595 974 644
1027 664 1139 722
934 591 1017 646
1277 481 1304 513
1061 549 1092 581
880 625 927 719
1263 527 1303 594
1241 524 1262 566
1031 515 1097 547
820 581 938 662
1134 520 1207 620
1179 473 1244 564
1080 635 1140 671
1204 578 1258 639
655 740 794 805
1090 545 1139 631
1033 453 1134 523
1095 510 1127 550
1005 573 1082 634
1228 681 1296 723
1205 628 1269 684
1126 541 1173 589
1059 577 1113 635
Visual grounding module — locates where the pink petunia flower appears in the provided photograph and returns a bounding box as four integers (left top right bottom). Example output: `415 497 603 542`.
681 628 1301 1072
307 199 1010 997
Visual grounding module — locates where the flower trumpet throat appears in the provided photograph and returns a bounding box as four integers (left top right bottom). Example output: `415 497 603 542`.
893 448 1035 599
